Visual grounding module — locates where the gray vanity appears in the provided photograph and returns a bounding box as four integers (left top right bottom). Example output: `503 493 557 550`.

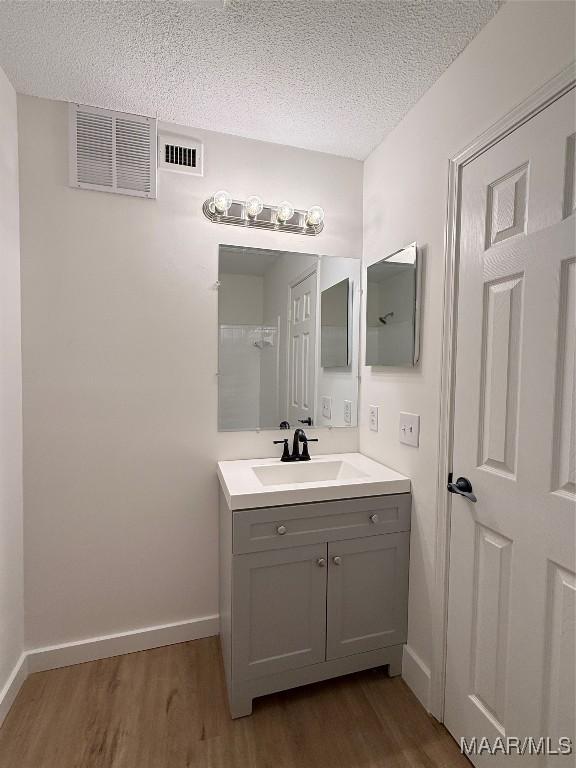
217 453 411 718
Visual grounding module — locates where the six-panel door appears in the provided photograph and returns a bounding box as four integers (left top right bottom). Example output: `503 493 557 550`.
232 543 328 681
326 533 409 660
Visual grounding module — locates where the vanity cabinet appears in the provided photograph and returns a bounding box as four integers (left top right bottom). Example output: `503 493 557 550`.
219 491 411 718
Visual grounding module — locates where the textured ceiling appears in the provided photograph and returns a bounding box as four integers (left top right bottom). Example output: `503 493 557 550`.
0 0 501 159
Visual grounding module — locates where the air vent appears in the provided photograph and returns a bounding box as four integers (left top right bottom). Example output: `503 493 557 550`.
158 133 203 176
69 104 157 198
165 144 196 168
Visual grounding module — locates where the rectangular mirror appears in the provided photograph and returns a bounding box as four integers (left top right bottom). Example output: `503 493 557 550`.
321 278 349 368
218 245 359 431
365 243 421 366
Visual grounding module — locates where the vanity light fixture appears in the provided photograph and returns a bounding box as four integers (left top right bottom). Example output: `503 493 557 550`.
202 193 325 236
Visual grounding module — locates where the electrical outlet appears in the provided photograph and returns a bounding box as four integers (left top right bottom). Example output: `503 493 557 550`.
368 405 379 432
399 412 420 447
322 396 332 420
344 400 352 425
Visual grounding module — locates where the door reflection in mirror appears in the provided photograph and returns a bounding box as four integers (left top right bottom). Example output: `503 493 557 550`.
218 245 360 431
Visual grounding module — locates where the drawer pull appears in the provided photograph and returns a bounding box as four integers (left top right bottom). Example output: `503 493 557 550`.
276 525 287 535
316 558 326 567
332 556 342 566
369 513 379 524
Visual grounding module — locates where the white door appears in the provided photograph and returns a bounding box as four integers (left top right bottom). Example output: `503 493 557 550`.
445 89 575 766
288 271 317 427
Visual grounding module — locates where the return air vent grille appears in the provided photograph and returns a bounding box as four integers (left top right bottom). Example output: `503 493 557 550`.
69 104 157 198
158 133 203 176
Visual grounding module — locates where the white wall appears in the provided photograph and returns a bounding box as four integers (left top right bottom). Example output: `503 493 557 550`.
360 0 576 708
0 65 24 709
17 95 363 650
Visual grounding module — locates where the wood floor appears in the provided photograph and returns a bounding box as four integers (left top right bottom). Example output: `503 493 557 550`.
0 637 470 768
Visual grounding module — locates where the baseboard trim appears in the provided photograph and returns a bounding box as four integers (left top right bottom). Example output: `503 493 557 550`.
0 653 28 728
27 614 219 674
402 644 431 711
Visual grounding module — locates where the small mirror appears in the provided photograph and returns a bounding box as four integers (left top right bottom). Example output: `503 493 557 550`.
321 278 350 367
365 243 421 366
218 245 359 431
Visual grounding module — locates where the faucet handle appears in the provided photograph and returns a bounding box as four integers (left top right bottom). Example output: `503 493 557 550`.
273 438 291 462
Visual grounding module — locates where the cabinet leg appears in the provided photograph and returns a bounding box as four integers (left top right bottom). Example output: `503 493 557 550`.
387 647 403 677
229 691 253 719
387 659 402 677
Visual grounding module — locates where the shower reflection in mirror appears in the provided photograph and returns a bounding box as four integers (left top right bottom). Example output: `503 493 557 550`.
217 245 360 431
365 243 421 367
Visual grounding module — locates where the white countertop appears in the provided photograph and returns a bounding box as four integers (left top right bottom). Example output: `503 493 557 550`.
217 452 411 510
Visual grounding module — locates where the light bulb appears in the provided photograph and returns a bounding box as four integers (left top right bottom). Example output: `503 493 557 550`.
305 205 324 227
276 201 295 224
212 190 232 214
245 195 264 218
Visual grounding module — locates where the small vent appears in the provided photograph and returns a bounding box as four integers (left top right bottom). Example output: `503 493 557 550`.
158 133 203 176
165 144 196 168
69 104 157 198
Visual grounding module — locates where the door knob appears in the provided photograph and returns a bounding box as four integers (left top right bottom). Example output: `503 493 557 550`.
369 513 379 524
316 558 326 567
276 525 287 535
332 556 342 566
447 475 477 503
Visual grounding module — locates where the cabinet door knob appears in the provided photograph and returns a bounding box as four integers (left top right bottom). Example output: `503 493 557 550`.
316 558 326 567
332 556 342 566
369 513 379 524
276 525 287 535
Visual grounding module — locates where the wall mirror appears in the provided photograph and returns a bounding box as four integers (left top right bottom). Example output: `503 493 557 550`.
218 245 360 431
365 243 421 366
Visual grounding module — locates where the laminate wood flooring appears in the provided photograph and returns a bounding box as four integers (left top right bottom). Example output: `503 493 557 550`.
0 637 471 768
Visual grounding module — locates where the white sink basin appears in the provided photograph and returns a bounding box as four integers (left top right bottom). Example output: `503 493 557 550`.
252 460 368 486
217 453 410 510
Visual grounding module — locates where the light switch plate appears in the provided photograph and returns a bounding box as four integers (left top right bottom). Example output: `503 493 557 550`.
399 412 420 447
322 396 332 420
344 400 352 425
368 405 379 432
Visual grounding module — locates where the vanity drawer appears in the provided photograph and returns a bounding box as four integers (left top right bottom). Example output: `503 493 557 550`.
232 494 411 554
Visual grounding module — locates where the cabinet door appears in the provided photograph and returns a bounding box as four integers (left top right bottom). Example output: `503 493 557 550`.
326 533 409 660
233 543 327 681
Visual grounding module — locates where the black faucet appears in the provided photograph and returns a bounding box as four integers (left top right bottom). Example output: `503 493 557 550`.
274 429 318 462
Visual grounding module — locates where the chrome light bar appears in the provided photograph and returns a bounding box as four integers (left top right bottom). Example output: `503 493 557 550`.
202 194 325 236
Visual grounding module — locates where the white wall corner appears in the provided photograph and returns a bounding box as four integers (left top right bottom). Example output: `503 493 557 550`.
26 615 219 674
402 644 431 711
0 653 28 729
